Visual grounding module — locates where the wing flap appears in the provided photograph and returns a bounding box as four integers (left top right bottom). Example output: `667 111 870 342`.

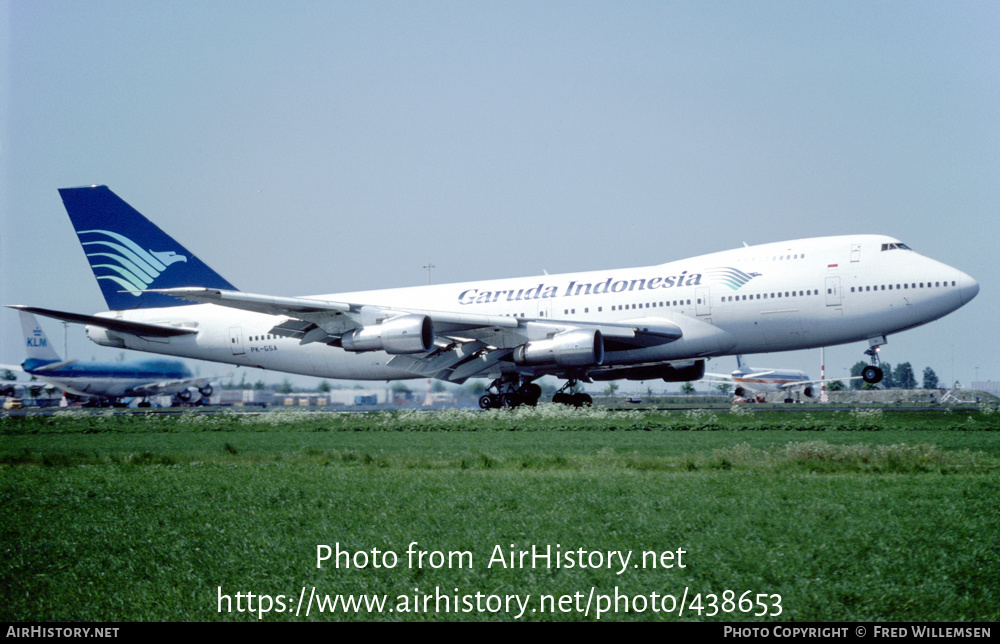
386 341 489 379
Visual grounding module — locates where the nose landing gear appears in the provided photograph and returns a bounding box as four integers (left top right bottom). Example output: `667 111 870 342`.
862 337 886 384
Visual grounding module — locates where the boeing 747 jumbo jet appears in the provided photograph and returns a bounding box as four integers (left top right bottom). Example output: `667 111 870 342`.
1 310 214 406
8 186 979 409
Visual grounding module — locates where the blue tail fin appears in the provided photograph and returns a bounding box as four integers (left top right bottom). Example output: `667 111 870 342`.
58 186 238 310
18 311 61 370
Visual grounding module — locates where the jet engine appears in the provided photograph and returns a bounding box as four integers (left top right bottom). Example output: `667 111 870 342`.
85 325 126 349
513 329 604 367
340 314 434 354
803 386 816 398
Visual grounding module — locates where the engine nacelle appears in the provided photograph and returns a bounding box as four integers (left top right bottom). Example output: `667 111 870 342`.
803 386 816 398
654 360 706 382
513 329 604 367
734 386 749 398
340 315 434 354
85 325 126 349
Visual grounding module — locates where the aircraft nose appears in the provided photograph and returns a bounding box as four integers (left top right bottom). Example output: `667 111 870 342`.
958 271 979 305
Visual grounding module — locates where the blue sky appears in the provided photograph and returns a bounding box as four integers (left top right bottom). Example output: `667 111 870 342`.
2 1 997 390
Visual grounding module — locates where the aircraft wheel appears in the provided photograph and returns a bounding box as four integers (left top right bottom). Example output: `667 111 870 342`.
520 383 542 406
501 393 520 408
479 394 496 410
862 366 883 384
553 392 569 405
572 393 593 407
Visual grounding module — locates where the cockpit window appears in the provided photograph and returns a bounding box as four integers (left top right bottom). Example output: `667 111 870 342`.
881 242 912 251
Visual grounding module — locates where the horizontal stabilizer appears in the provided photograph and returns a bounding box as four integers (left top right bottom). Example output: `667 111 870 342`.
28 359 78 372
6 305 198 338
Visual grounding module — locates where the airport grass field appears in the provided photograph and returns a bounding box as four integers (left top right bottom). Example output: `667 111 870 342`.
2 405 998 622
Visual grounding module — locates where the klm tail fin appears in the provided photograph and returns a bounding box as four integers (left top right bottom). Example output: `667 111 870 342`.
58 186 238 310
18 311 61 370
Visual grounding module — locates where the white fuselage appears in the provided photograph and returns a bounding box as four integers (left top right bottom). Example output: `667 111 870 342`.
85 235 978 381
731 369 810 394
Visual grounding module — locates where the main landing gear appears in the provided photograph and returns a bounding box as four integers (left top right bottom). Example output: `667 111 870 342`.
479 376 543 409
552 379 593 407
862 337 886 384
478 376 594 410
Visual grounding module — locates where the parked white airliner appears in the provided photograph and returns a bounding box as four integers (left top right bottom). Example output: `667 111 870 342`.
8 186 979 408
703 355 860 403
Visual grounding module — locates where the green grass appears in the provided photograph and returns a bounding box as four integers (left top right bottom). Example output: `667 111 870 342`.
1 406 998 621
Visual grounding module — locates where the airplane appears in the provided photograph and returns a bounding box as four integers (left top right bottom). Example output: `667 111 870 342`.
0 374 58 402
7 185 979 410
0 310 215 407
703 355 861 403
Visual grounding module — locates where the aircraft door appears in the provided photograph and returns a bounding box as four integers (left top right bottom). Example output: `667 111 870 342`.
825 277 842 307
850 244 862 262
229 327 245 356
696 287 711 316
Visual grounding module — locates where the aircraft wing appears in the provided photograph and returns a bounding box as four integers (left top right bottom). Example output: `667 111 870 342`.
128 377 213 396
146 287 684 381
6 306 199 338
148 286 682 343
777 376 863 391
701 370 780 382
0 373 57 396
